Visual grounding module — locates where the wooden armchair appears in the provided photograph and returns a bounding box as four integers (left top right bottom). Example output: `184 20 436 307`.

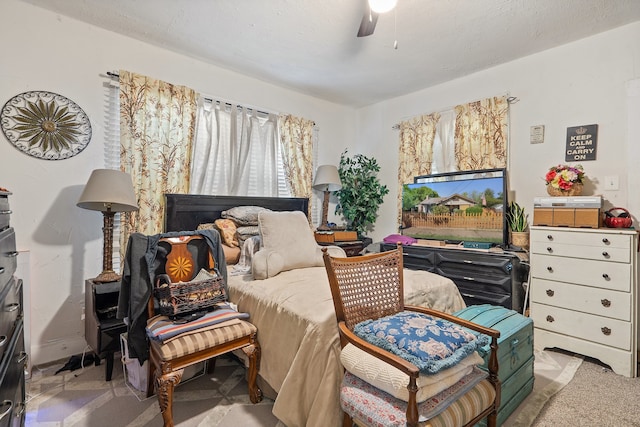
322 245 501 427
146 235 262 427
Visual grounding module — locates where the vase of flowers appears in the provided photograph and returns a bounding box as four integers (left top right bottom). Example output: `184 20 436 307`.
545 164 585 196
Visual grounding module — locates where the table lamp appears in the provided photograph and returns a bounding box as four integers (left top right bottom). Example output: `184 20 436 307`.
77 169 139 283
313 165 342 231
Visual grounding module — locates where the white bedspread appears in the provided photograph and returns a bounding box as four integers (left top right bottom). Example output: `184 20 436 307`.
227 266 465 427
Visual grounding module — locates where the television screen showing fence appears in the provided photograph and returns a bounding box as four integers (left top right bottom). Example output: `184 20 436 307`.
402 168 507 246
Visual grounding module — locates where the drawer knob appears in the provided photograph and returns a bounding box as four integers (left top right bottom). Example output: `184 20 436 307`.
0 335 6 348
0 267 4 274
546 289 555 297
602 273 610 280
546 266 553 272
546 235 553 241
601 299 611 308
6 251 18 258
546 247 553 253
546 315 555 323
602 251 610 258
0 210 11 215
602 238 610 244
17 351 28 365
601 327 612 336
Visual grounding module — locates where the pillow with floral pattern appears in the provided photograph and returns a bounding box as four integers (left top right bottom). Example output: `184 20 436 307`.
353 311 489 374
213 219 239 247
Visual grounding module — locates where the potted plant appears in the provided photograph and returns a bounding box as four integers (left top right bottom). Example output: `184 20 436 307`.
506 201 529 249
334 150 389 238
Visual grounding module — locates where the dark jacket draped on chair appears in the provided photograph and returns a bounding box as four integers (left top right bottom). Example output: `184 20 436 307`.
116 229 227 364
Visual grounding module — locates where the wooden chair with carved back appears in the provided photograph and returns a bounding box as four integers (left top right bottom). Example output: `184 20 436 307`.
146 234 262 427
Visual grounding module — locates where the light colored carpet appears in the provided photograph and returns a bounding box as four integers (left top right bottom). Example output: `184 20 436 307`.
24 349 587 427
502 349 583 427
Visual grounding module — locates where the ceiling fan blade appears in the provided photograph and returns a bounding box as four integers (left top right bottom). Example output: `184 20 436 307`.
357 9 378 37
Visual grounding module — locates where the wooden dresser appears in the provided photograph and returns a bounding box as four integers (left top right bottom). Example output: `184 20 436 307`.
0 191 26 426
530 226 639 377
380 243 528 313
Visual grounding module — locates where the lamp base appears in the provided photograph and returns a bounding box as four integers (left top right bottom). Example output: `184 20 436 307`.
93 270 122 284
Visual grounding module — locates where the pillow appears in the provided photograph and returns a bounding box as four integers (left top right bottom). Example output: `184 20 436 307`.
221 243 240 265
251 210 346 279
353 311 490 374
340 343 483 402
222 206 271 226
236 225 260 247
213 219 239 247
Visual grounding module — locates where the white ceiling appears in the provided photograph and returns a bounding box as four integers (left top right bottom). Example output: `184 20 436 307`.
19 0 640 107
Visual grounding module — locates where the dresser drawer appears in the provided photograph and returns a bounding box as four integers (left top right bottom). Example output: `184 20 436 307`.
531 279 631 321
531 302 631 351
531 240 630 263
0 196 9 231
530 253 631 292
0 229 17 288
0 321 26 427
0 277 21 363
435 250 515 278
531 228 632 250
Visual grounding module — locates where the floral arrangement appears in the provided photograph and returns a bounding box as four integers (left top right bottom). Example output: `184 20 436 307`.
545 164 585 190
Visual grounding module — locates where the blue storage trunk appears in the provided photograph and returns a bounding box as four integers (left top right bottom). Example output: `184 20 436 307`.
454 304 534 426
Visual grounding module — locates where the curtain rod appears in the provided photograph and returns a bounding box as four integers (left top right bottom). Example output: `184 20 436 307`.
390 95 519 130
106 71 276 117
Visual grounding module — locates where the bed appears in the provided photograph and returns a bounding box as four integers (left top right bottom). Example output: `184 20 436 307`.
164 194 466 427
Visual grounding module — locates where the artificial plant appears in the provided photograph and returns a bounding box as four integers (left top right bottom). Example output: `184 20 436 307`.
334 150 389 237
506 201 528 232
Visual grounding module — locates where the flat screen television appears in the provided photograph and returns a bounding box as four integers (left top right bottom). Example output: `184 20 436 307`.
401 168 508 247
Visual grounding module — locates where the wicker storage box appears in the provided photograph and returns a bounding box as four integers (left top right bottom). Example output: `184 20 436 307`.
154 271 226 316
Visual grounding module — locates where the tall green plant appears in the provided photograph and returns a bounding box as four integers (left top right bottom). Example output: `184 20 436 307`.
506 201 528 232
334 151 389 237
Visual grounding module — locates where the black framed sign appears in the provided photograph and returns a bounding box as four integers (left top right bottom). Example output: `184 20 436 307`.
565 124 597 162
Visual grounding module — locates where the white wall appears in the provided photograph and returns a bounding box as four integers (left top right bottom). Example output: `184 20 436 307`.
356 23 640 243
0 0 353 365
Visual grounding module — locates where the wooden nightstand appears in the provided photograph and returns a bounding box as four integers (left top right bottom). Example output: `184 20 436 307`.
85 279 127 381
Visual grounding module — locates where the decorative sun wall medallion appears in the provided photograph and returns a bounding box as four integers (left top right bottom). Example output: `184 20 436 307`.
0 91 92 160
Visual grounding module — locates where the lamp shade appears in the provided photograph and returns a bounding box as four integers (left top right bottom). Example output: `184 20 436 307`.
77 169 139 212
313 165 342 192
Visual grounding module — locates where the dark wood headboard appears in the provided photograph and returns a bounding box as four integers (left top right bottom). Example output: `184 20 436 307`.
164 194 310 232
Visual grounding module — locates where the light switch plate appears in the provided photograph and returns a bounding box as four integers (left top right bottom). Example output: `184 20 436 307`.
604 175 619 190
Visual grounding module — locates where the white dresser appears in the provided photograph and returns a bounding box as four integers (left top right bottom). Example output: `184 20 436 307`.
530 226 639 377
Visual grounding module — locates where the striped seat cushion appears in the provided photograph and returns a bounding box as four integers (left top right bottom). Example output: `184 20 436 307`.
341 370 496 427
150 319 257 360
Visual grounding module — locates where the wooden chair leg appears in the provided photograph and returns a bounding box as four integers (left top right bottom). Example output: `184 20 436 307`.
242 341 262 404
486 410 498 427
156 368 183 427
342 412 353 427
146 359 157 399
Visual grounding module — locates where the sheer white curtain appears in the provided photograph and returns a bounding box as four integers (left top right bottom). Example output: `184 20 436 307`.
190 98 288 197
431 109 456 174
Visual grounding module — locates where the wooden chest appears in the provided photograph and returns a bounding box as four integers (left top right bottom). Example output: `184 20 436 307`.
454 304 534 426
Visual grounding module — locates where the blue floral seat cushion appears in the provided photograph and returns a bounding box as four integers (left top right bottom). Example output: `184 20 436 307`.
353 311 490 374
